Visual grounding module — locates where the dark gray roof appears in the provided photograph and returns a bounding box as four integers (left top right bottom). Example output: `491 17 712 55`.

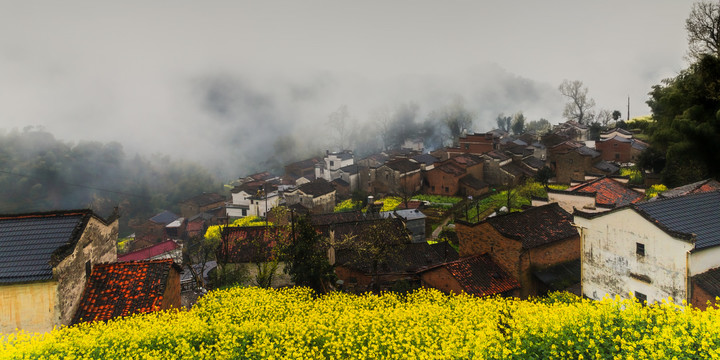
0 211 90 283
577 146 600 157
412 153 440 166
149 210 179 225
657 179 720 199
635 191 720 250
694 267 720 298
594 160 619 173
522 156 545 170
298 178 336 197
339 164 359 174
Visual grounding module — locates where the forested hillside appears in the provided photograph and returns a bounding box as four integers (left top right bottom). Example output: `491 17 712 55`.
0 127 222 234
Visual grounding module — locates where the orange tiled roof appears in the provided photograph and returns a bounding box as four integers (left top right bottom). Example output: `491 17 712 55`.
72 259 178 325
567 177 644 207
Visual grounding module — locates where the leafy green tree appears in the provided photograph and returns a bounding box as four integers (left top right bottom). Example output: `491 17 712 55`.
646 54 720 186
283 215 335 293
496 113 512 132
337 218 409 291
511 112 526 135
525 118 552 135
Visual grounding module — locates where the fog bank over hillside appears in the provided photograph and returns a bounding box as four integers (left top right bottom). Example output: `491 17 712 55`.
0 1 691 179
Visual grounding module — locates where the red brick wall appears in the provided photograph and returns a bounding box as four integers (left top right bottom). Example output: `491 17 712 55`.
162 267 182 310
420 267 465 295
424 168 461 195
457 222 522 279
457 220 580 298
596 139 632 163
691 281 718 311
459 134 494 155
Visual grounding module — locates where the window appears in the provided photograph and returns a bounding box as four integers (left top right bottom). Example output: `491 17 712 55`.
613 143 618 148
635 291 647 305
330 161 334 167
636 242 645 257
465 144 470 149
431 186 435 191
85 261 92 278
615 153 620 160
445 187 450 193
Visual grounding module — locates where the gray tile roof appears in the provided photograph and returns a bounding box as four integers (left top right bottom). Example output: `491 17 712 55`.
693 267 720 298
635 191 720 250
149 210 179 225
0 211 90 283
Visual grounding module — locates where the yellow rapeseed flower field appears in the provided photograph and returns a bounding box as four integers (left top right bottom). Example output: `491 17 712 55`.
1 287 719 359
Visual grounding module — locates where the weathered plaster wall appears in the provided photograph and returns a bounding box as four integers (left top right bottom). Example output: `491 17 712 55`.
54 216 118 327
576 209 693 305
689 247 720 276
0 281 58 334
546 192 598 213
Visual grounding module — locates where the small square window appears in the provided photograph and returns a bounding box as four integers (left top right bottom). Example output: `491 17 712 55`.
635 291 647 305
636 242 645 257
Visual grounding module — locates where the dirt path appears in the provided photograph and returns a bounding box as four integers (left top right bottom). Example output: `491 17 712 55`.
430 215 452 239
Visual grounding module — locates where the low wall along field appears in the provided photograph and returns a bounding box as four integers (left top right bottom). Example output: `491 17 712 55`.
2 287 719 359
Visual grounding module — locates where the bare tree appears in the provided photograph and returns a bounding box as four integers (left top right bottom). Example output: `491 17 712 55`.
686 1 720 60
558 80 596 125
596 109 613 127
327 105 353 150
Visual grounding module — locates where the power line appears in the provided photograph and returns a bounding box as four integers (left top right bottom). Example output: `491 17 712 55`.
0 169 150 199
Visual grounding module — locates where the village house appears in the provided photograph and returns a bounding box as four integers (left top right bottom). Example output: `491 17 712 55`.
283 179 337 214
424 154 486 196
334 240 458 293
419 254 520 297
226 179 284 219
371 158 423 195
117 239 183 264
218 226 293 288
178 192 226 219
446 132 495 157
380 209 427 243
129 210 180 251
283 157 320 185
548 141 619 184
0 209 118 333
481 150 534 187
456 203 580 298
574 191 720 306
653 178 720 200
315 150 354 182
71 259 181 325
532 176 644 213
595 135 648 164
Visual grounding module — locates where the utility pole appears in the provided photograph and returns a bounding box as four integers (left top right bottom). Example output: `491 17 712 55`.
627 96 630 121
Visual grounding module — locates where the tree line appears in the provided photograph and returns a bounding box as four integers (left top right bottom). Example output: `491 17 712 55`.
0 127 221 234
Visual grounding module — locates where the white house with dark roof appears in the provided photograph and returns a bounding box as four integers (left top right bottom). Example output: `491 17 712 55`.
315 150 354 182
0 210 118 333
575 191 720 306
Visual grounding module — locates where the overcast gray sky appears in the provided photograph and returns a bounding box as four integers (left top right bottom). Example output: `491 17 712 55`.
0 1 695 176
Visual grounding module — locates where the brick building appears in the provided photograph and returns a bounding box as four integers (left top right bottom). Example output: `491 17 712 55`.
424 154 484 196
0 209 118 333
446 132 495 156
419 254 520 297
456 203 580 298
